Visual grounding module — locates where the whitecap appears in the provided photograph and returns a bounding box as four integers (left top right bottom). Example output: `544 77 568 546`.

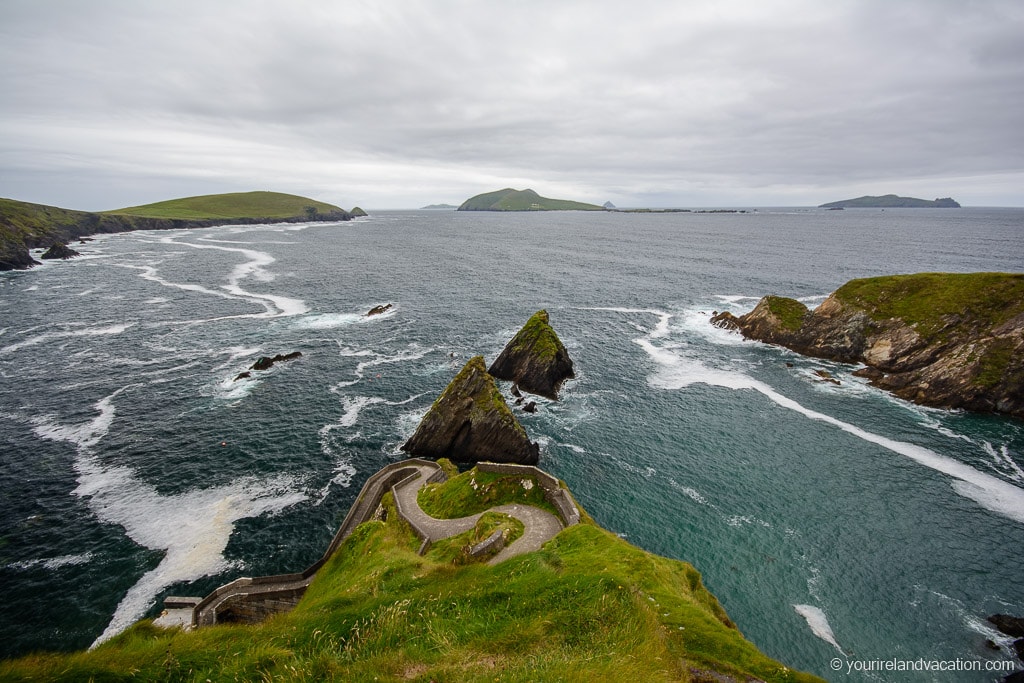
794 604 846 654
9 552 95 571
0 323 135 356
32 388 307 646
293 312 363 330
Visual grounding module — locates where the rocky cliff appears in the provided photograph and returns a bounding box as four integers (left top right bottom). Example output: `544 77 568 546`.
716 273 1024 419
489 310 575 400
402 355 540 464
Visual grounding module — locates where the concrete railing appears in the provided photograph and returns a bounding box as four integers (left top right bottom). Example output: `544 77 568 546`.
188 459 442 627
476 462 581 527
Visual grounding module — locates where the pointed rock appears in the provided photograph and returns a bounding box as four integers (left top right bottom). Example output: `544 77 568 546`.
489 310 575 400
402 356 539 464
40 243 81 260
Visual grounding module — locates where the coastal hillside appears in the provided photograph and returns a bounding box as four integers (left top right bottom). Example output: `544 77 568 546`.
0 192 357 271
0 462 821 682
711 272 1024 418
819 194 961 208
458 188 604 211
107 191 346 220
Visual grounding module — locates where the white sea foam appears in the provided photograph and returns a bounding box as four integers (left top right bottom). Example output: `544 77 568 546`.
0 323 134 356
793 604 846 654
331 344 432 389
32 388 307 646
293 312 363 330
9 552 95 571
613 308 1024 526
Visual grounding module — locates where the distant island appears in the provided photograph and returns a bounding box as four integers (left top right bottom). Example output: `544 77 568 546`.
819 194 961 208
420 203 459 210
0 191 363 271
458 188 604 211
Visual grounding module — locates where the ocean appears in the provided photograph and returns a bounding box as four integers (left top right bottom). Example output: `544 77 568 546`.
1 207 1022 680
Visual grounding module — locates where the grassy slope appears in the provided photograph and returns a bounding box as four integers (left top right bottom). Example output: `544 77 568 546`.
106 191 344 219
834 272 1024 340
459 188 604 211
0 468 822 682
764 296 810 332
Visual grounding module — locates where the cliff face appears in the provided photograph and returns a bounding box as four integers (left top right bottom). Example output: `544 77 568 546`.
725 273 1024 419
402 356 540 464
488 310 575 400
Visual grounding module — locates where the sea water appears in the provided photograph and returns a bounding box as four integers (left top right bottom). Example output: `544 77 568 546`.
1 208 1023 680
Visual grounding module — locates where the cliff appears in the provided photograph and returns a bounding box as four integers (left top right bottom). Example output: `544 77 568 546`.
401 356 540 464
819 194 961 208
0 460 823 683
457 188 604 211
717 273 1024 418
489 310 575 400
0 192 360 271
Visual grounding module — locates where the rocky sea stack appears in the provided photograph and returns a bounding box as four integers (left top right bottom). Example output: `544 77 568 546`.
489 310 575 400
717 273 1024 419
402 355 540 464
40 243 80 260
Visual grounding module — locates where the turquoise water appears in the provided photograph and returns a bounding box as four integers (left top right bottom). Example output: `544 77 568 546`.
1 208 1022 680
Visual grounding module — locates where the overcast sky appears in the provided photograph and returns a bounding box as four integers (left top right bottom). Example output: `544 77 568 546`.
2 0 1022 210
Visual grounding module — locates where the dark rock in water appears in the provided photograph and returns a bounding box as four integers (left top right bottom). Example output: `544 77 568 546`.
40 243 81 260
986 639 1002 651
710 310 741 331
785 362 794 368
522 401 537 413
488 310 575 400
852 366 885 380
511 383 522 398
514 397 523 406
990 615 1024 638
250 351 302 371
813 369 841 385
234 371 252 381
1003 670 1024 683
401 355 539 465
1014 638 1024 660
366 303 392 316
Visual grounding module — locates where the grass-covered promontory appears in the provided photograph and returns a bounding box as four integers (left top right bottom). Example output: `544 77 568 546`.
458 188 604 211
819 194 960 208
107 191 346 220
0 465 821 682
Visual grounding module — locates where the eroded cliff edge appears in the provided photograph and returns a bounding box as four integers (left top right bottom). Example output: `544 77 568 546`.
712 273 1024 419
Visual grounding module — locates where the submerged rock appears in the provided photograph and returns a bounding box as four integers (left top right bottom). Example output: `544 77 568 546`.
989 614 1024 638
489 310 575 400
366 303 393 316
401 355 539 465
250 351 302 371
40 243 81 260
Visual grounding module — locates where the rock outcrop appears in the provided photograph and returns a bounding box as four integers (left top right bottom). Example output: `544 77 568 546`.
40 243 81 260
366 303 392 316
488 310 575 400
250 351 302 371
401 355 539 464
718 273 1024 419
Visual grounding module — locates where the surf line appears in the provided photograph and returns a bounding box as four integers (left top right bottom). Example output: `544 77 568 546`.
598 307 1024 526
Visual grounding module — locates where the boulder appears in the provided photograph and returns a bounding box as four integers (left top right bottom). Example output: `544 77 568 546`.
989 614 1024 638
40 243 81 260
366 303 393 316
250 351 302 371
234 371 252 381
710 311 741 331
401 355 539 465
522 401 537 413
489 310 575 400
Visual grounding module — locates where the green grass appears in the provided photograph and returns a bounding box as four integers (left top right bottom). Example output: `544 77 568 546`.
834 272 1024 341
507 309 565 363
458 188 604 211
976 337 1018 388
418 467 558 518
0 482 822 683
764 295 809 331
105 191 345 220
425 511 525 565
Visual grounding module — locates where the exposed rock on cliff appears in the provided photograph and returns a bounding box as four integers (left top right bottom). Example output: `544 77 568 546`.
720 273 1024 419
402 355 539 464
40 243 81 260
489 310 575 400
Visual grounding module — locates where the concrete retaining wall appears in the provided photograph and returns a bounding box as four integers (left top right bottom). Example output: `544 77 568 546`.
476 462 580 527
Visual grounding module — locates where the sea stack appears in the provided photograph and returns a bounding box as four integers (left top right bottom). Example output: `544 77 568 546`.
401 355 540 464
488 310 575 400
40 243 81 260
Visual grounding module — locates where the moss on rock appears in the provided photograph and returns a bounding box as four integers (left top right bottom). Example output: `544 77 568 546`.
489 310 575 400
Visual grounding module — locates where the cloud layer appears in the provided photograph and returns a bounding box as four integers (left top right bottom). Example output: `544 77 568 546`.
2 0 1022 209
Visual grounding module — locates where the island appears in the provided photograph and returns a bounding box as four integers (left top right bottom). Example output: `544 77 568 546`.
711 272 1024 419
420 203 459 210
457 188 604 211
819 194 961 208
0 191 363 271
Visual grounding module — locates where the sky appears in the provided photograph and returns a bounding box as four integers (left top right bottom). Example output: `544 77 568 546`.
1 0 1023 210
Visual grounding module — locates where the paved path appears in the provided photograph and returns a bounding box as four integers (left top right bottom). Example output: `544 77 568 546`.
392 465 565 564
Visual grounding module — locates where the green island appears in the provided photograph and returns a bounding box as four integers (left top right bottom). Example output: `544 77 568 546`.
0 460 820 682
819 194 961 208
0 191 361 271
458 188 604 211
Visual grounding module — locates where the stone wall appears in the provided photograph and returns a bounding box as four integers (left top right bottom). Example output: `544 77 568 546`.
476 462 581 527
